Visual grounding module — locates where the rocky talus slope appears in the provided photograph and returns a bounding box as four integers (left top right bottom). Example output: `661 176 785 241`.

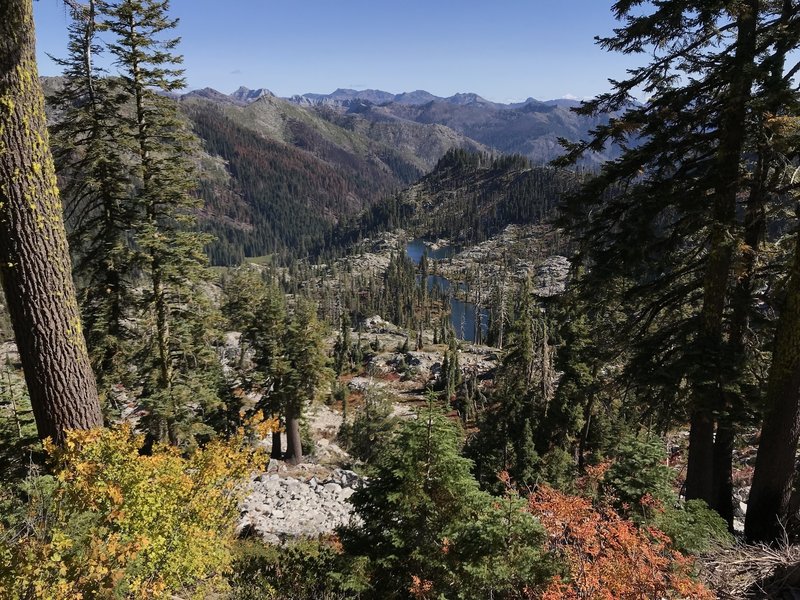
239 467 362 544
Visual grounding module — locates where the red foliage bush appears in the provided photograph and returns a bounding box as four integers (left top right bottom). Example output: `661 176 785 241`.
528 485 713 600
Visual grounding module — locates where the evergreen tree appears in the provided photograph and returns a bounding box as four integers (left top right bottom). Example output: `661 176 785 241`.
249 284 289 459
342 396 548 599
280 300 330 463
333 310 352 376
102 0 219 447
466 281 547 490
486 274 508 349
557 0 800 525
541 270 630 467
50 0 136 403
221 265 268 369
746 120 800 541
138 290 225 449
338 383 397 465
440 337 461 403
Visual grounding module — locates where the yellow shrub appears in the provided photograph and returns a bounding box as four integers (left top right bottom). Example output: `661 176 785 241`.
0 423 270 599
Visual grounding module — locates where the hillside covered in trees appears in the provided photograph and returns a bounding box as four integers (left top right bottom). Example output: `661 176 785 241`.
5 0 800 599
180 94 490 264
319 148 579 258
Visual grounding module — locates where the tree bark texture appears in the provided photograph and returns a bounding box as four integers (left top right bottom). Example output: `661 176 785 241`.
711 421 735 528
686 0 758 506
271 429 282 460
0 0 102 443
746 232 800 542
286 404 303 465
685 413 715 502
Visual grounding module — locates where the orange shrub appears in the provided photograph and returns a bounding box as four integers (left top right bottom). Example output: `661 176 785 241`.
528 486 713 600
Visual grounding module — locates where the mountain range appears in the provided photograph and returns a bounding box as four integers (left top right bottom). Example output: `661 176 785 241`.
176 86 618 263
42 77 616 265
185 86 614 166
217 86 579 111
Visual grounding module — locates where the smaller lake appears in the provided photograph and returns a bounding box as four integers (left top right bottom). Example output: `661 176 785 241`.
406 240 489 344
428 275 489 343
405 239 457 264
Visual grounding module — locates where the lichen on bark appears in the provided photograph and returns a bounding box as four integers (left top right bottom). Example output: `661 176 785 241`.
0 0 102 443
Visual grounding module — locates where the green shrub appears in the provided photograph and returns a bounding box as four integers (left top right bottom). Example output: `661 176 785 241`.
601 433 732 554
228 538 369 600
341 398 551 599
330 382 349 406
655 499 732 555
603 433 674 514
540 447 577 493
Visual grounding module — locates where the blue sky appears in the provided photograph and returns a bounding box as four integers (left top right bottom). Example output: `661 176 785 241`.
33 0 639 103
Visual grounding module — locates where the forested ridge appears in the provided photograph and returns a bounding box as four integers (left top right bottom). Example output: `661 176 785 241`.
5 0 800 599
41 77 483 266
318 149 578 258
175 86 493 265
186 100 363 264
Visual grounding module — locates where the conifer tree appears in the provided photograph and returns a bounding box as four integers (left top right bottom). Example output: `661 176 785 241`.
342 396 547 599
557 0 798 525
102 0 219 446
541 270 629 466
746 224 800 541
333 311 353 376
487 274 508 349
280 300 330 463
50 0 136 402
745 118 800 541
721 0 800 541
440 337 461 402
249 284 289 459
221 266 268 368
466 280 545 489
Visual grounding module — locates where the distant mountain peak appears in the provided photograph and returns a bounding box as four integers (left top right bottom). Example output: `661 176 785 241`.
231 86 275 103
393 90 439 105
182 87 240 104
445 92 490 105
544 98 583 108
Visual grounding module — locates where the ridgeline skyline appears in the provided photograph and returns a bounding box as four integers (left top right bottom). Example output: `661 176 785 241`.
33 0 641 104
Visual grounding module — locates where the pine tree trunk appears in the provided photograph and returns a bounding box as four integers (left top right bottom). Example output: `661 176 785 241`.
271 429 282 459
686 0 758 506
745 232 800 542
717 124 770 533
152 263 172 389
711 421 735 529
286 403 303 464
685 413 715 502
0 0 102 443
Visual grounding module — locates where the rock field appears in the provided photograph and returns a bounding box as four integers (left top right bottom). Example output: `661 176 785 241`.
239 467 363 544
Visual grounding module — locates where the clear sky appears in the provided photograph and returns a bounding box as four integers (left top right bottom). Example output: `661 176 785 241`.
32 0 639 103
